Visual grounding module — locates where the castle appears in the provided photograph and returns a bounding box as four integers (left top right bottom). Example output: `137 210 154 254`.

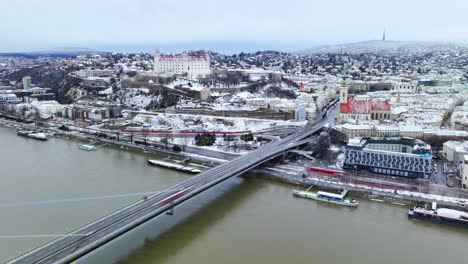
154 50 211 77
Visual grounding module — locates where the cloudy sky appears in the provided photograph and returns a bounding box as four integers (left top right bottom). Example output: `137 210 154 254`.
1 0 467 53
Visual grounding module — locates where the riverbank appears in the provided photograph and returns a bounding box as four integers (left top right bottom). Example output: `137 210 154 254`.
0 115 225 168
255 167 468 209
2 115 468 210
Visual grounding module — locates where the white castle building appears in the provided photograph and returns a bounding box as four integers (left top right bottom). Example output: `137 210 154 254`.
154 50 211 77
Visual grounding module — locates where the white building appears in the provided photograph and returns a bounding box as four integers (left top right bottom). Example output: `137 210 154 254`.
298 93 315 104
73 69 114 78
462 155 468 189
335 124 425 142
442 141 468 164
30 100 63 119
391 83 418 94
266 98 283 108
200 86 210 102
22 76 32 90
245 98 268 108
0 93 20 104
154 50 211 77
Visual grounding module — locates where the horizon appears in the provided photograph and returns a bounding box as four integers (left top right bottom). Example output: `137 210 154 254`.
3 39 468 55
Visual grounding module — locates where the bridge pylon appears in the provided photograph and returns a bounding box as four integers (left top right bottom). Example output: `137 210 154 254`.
166 202 175 215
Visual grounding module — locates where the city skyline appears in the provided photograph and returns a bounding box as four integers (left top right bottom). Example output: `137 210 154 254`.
2 1 468 261
1 0 468 53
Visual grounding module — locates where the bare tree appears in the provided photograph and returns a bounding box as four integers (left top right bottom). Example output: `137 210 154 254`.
180 136 191 152
161 132 172 149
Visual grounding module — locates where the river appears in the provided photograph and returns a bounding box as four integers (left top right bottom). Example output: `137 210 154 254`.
0 126 467 264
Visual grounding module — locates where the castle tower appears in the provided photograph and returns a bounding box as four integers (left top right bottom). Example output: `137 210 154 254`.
205 51 211 63
154 50 161 73
181 51 190 77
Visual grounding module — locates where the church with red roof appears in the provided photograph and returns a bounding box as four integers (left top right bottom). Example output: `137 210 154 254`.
338 85 391 123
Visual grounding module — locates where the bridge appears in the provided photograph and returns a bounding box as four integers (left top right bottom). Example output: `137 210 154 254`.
287 149 315 160
9 103 337 264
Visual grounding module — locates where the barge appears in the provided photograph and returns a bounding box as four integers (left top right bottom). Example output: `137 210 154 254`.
17 130 47 141
148 159 203 174
408 204 468 228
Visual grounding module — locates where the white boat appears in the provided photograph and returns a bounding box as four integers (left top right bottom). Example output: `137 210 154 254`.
292 189 358 207
30 132 48 140
148 159 203 173
79 144 97 151
17 130 47 141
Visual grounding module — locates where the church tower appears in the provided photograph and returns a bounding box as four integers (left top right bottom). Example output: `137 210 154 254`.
339 81 349 104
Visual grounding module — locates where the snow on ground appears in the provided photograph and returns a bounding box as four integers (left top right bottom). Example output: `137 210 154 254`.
212 103 257 111
328 145 341 152
199 138 251 155
132 113 307 132
148 131 253 155
175 97 257 111
98 87 113 95
211 91 258 111
121 88 159 109
167 79 205 91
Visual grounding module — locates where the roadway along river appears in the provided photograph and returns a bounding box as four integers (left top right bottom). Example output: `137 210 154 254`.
0 126 467 264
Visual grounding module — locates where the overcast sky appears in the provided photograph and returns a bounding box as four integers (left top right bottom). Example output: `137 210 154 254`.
1 0 467 53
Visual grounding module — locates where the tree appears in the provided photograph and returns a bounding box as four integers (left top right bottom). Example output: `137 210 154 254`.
161 132 172 149
195 134 201 145
127 71 138 78
424 135 445 152
309 132 331 157
240 133 254 142
195 133 216 146
180 136 191 152
172 145 182 152
58 124 70 131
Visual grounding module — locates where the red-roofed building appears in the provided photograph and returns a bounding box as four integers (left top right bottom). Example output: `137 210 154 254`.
154 50 211 77
338 85 391 123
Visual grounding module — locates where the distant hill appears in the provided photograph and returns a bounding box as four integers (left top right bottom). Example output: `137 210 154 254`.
297 40 468 54
0 47 101 58
35 47 100 55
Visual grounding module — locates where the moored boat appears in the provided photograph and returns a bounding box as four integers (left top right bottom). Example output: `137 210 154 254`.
292 189 358 207
408 205 468 228
17 130 48 141
148 159 203 174
79 144 97 151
